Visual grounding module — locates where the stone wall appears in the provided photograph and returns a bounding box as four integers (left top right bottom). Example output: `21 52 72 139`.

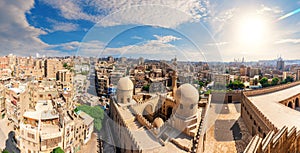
242 81 300 138
244 126 300 153
109 100 141 152
241 93 277 138
211 90 242 103
136 114 152 130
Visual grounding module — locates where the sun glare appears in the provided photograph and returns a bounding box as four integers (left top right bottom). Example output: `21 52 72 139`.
237 15 268 46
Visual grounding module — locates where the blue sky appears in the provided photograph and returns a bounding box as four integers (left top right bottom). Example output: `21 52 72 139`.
0 0 300 61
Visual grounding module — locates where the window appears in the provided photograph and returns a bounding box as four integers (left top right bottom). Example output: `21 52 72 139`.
27 133 34 139
127 98 130 103
180 104 183 109
190 104 194 109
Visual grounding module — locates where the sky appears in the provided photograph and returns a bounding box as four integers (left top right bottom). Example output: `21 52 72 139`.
0 0 300 62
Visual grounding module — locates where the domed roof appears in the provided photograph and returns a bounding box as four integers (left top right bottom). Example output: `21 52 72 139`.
175 84 199 104
117 77 134 90
152 117 164 128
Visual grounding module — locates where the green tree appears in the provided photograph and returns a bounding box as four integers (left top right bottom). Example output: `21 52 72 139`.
259 77 269 87
2 150 9 153
142 84 150 91
76 105 105 131
52 147 64 153
286 76 294 83
271 77 279 86
227 80 245 90
281 76 294 84
63 63 68 68
198 81 204 87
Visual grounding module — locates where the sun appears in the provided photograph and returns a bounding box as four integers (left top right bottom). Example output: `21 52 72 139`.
236 15 268 46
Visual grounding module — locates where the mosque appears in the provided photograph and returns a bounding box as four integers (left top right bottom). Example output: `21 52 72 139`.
109 71 207 152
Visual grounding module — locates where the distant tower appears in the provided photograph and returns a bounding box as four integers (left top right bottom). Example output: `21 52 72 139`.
172 70 178 96
138 57 144 65
276 57 284 71
107 56 114 63
172 56 177 67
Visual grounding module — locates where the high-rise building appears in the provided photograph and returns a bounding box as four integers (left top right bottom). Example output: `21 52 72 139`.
45 59 64 79
276 57 284 71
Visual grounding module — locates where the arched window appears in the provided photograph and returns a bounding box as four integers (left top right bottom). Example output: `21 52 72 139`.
190 104 194 109
296 98 299 108
288 101 293 108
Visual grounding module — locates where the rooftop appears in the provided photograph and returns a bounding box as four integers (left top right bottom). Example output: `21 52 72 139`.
79 111 94 126
248 84 300 131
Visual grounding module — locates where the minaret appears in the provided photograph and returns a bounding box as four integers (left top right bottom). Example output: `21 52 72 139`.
172 55 178 96
172 70 178 96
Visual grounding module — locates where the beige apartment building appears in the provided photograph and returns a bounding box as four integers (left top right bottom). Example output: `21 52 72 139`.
45 59 64 79
5 81 31 128
19 100 94 153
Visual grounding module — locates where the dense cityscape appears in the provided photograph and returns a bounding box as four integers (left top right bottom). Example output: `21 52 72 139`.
0 54 299 152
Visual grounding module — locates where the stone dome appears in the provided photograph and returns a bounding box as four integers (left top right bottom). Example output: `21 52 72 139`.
117 77 134 91
175 83 199 104
152 117 164 128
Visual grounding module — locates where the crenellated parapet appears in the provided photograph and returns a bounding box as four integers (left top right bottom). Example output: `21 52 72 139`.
244 126 300 153
136 113 152 130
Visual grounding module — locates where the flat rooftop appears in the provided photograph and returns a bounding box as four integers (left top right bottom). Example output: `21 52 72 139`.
248 84 300 131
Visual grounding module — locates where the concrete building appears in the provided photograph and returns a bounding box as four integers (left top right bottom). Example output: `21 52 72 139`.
19 99 94 153
0 84 5 119
276 57 285 71
213 74 230 86
5 81 31 128
96 72 109 96
45 59 64 79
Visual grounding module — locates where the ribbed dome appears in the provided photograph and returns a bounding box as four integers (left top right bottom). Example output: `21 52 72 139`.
152 117 164 128
175 84 199 104
117 77 134 90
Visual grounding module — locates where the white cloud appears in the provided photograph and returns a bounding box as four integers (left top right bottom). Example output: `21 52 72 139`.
131 36 143 40
275 39 300 44
0 0 48 56
42 0 99 22
46 19 79 32
257 5 283 15
70 34 195 60
153 35 181 43
206 42 228 46
42 0 209 28
206 7 237 36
